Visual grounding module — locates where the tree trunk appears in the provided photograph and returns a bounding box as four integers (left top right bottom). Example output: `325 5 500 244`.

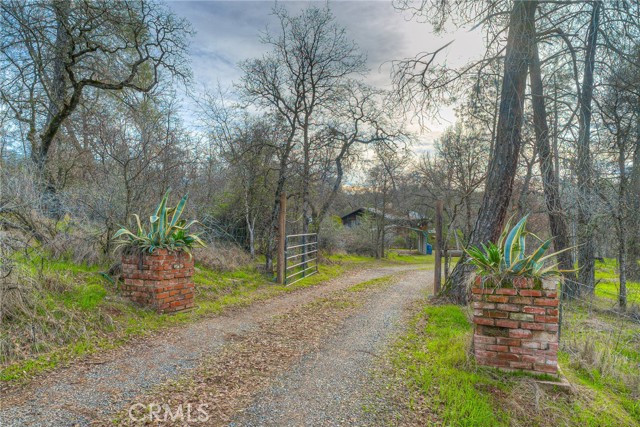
37 0 71 217
576 1 601 294
515 149 537 218
529 40 578 298
627 105 640 281
265 141 294 274
313 141 351 231
446 0 538 303
617 143 628 311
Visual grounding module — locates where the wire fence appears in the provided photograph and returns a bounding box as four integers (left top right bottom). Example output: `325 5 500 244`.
557 277 640 394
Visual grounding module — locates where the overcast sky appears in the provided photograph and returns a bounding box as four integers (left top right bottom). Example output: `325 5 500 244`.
166 1 486 150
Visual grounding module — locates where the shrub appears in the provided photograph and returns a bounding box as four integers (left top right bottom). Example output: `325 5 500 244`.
193 243 252 272
113 190 205 255
343 214 378 257
318 216 345 254
45 220 106 266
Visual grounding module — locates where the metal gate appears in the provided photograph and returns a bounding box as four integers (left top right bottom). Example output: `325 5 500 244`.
284 233 319 285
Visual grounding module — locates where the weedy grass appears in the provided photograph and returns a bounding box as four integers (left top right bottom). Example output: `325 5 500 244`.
388 304 639 426
561 296 640 424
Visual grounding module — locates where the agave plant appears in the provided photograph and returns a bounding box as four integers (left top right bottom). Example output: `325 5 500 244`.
113 190 205 256
465 215 572 281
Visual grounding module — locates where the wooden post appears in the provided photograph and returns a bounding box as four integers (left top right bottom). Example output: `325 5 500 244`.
277 192 287 285
434 200 443 294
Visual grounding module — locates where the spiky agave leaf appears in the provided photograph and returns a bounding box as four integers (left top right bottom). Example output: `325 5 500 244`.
169 194 189 229
504 215 529 268
528 239 553 264
497 213 516 251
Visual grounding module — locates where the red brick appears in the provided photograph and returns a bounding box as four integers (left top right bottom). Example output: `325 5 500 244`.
473 302 494 309
521 341 546 350
495 319 519 328
474 335 497 344
496 303 521 312
509 329 533 339
509 361 533 370
534 298 559 307
546 308 559 316
496 338 521 347
495 288 517 295
534 315 559 324
497 352 520 361
522 355 546 364
508 296 533 305
534 364 558 374
486 345 509 352
519 289 543 297
544 291 558 298
485 310 509 318
523 306 546 315
486 295 509 303
530 331 558 342
474 317 495 326
509 347 537 355
545 324 559 332
520 322 545 331
475 350 498 359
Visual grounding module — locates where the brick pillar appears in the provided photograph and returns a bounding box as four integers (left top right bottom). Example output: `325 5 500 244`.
471 275 559 375
121 249 195 314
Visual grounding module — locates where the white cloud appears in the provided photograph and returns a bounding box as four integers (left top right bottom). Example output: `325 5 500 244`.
167 0 487 145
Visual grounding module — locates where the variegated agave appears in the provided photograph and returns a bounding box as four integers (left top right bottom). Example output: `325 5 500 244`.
113 190 206 256
465 215 572 280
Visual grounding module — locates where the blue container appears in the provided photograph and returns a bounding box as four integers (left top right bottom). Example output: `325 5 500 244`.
426 243 433 255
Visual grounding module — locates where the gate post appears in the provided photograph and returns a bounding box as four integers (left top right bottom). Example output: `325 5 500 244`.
434 200 443 294
277 192 287 285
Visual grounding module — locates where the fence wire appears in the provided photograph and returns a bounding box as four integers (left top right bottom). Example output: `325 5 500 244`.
557 277 640 395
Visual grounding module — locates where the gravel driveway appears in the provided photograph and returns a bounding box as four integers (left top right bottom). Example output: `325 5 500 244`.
0 265 421 427
231 269 431 426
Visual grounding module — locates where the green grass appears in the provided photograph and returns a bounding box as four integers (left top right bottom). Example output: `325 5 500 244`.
594 259 640 305
327 250 437 266
386 250 435 265
391 305 508 426
346 275 394 293
389 303 640 426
